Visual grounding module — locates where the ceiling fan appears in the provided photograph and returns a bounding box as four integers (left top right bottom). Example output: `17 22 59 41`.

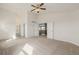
31 3 46 13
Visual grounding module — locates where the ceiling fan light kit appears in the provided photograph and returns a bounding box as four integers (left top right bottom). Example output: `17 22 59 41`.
31 3 46 13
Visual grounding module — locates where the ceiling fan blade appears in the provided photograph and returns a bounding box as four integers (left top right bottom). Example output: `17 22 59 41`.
40 8 46 10
31 9 36 12
40 3 44 6
31 5 37 8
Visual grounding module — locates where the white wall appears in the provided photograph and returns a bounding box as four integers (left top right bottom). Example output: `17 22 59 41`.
20 13 27 37
26 12 39 37
54 10 79 46
38 10 79 46
0 8 16 40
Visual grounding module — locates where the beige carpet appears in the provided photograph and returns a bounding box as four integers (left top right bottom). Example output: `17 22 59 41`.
0 37 79 55
21 37 79 55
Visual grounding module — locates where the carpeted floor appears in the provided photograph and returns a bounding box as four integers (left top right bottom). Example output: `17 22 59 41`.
0 37 79 55
20 37 79 55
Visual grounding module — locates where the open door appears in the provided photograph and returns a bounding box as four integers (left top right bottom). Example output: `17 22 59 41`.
39 23 47 36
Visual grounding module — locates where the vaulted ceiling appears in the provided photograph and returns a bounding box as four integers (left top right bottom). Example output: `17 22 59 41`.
0 3 79 14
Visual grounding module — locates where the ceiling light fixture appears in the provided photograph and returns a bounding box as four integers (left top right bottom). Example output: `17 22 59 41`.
31 3 46 13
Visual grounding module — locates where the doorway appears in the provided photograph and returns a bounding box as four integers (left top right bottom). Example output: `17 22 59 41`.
16 24 25 38
16 24 21 37
39 23 47 36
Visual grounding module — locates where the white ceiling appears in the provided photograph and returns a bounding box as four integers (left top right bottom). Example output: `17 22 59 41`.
0 3 79 14
45 3 79 12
